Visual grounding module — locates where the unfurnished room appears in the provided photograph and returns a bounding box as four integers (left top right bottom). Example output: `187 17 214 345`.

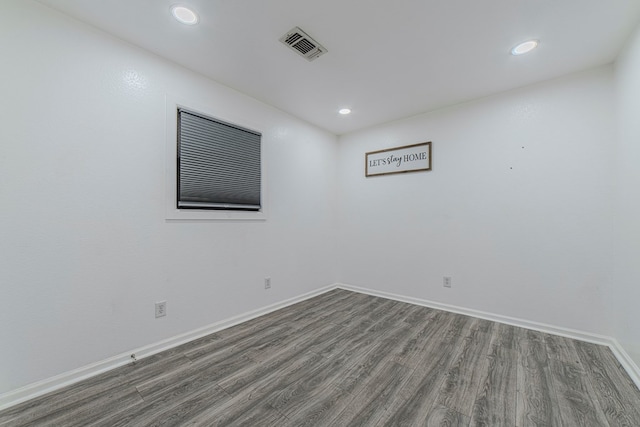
1 0 640 425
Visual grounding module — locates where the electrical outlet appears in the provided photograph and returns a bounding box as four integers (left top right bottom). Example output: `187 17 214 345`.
264 277 271 290
443 277 452 288
155 301 167 318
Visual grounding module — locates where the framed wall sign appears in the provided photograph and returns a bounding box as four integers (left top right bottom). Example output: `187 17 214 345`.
365 142 432 177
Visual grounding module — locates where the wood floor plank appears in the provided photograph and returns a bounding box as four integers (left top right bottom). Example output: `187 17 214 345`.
549 359 610 427
436 317 495 416
397 311 457 370
315 299 409 359
216 322 340 394
424 404 471 427
516 329 563 427
329 294 386 327
15 386 143 427
186 322 293 364
362 298 405 329
221 314 400 418
376 315 471 426
333 322 415 394
391 309 448 368
579 341 640 397
305 312 379 358
470 344 517 426
372 299 423 328
327 361 413 427
161 351 325 426
408 312 472 382
402 303 436 325
135 353 254 401
315 299 374 327
219 350 327 405
275 385 353 427
211 405 288 427
0 350 187 426
544 333 582 367
97 383 230 427
282 290 371 326
184 322 294 361
273 320 416 425
442 311 475 342
178 394 287 427
574 340 640 426
488 322 519 350
265 347 374 417
262 314 412 420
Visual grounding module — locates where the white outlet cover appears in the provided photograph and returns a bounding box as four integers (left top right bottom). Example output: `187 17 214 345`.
155 301 167 318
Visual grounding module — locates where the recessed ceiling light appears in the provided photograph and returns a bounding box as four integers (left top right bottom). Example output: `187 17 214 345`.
511 40 539 56
171 5 199 25
339 108 351 115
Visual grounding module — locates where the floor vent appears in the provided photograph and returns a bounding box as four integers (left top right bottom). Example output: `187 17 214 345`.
279 27 327 61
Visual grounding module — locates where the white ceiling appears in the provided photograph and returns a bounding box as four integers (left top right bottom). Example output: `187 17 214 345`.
36 0 640 135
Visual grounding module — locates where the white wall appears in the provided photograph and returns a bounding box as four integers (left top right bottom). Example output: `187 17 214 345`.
613 22 640 365
0 0 338 395
337 67 616 336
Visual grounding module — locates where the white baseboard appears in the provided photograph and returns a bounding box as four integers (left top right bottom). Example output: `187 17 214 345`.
336 283 640 390
0 284 338 412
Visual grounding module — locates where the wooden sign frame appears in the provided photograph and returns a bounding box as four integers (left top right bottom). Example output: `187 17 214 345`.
365 142 432 177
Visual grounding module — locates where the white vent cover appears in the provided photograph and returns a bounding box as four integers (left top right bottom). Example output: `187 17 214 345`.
279 27 327 61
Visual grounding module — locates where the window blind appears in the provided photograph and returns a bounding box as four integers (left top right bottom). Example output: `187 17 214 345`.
177 109 261 210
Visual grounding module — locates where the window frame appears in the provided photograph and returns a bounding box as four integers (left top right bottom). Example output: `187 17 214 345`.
165 95 267 221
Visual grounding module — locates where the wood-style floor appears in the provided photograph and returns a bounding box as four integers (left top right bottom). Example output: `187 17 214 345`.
2 289 640 426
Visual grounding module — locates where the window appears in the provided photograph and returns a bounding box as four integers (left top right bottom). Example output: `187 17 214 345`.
176 109 261 211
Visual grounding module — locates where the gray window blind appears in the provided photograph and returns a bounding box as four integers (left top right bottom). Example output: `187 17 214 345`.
177 109 261 210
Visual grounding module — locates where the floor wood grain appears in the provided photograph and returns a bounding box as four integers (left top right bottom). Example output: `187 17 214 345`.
2 288 639 426
470 343 517 426
574 340 640 426
436 318 494 416
516 329 564 426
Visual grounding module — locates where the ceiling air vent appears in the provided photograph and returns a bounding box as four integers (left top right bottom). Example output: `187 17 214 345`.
279 27 327 61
